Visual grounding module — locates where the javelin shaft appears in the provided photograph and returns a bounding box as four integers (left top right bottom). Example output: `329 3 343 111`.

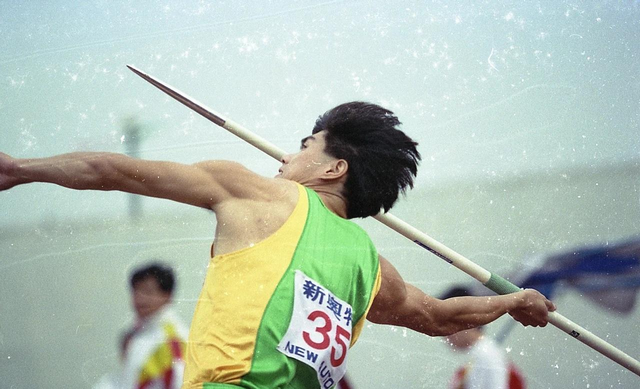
127 64 640 377
126 65 284 161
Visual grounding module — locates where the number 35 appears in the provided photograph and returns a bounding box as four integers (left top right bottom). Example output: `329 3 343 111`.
302 310 351 367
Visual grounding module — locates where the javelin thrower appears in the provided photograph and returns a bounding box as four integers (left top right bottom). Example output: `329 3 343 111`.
0 66 574 389
126 65 640 380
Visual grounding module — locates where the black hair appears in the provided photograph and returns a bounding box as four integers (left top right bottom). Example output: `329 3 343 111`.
312 101 421 219
129 262 175 294
439 285 474 300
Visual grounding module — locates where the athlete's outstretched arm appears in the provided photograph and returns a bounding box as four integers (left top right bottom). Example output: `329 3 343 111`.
367 256 556 336
0 151 268 209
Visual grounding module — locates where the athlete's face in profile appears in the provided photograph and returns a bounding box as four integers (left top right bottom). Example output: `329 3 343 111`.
277 130 337 183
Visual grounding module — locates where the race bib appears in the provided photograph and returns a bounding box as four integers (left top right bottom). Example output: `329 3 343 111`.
277 270 353 389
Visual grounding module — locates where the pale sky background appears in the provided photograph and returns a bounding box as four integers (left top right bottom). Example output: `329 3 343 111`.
1 1 639 388
2 0 638 226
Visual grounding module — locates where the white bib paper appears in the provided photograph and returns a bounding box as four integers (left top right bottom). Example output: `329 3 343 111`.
277 270 354 389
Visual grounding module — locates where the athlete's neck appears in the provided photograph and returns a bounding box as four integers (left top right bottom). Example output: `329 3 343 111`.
316 190 348 218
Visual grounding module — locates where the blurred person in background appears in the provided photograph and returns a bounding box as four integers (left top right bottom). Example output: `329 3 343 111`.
442 285 526 389
94 262 188 389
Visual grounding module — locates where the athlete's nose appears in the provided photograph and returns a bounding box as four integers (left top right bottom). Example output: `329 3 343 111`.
281 153 292 164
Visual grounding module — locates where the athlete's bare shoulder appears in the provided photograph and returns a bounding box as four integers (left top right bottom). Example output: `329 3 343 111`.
192 160 299 207
210 176 302 255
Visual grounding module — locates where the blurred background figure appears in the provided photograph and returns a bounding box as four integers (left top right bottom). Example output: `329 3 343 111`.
94 262 189 389
441 286 525 389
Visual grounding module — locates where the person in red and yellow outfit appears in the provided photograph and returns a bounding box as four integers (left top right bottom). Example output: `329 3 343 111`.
95 263 189 389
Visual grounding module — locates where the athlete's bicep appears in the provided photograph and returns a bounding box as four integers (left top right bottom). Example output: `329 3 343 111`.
366 255 409 324
366 255 444 335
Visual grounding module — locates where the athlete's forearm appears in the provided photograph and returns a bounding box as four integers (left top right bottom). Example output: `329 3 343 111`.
369 256 552 337
423 292 517 335
13 152 132 191
368 257 519 336
382 285 514 336
407 287 553 336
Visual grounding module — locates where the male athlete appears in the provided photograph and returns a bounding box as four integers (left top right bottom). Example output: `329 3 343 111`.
0 102 554 388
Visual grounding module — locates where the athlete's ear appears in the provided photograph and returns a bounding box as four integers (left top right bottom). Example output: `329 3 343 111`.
323 159 348 180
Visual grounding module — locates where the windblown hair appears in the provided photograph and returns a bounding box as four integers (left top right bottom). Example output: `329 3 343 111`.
312 101 420 219
130 262 176 295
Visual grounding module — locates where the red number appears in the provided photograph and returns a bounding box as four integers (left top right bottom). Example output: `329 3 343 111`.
303 310 331 350
302 310 351 367
330 324 351 367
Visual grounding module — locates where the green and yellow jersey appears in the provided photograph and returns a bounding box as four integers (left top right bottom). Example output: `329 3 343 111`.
183 183 381 389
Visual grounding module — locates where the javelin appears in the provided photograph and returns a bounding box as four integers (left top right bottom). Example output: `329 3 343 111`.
126 64 640 377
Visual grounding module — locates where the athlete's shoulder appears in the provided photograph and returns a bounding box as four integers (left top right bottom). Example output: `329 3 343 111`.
194 160 297 203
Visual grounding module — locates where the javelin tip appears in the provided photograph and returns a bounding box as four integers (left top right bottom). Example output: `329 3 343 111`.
127 65 152 80
127 64 143 75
